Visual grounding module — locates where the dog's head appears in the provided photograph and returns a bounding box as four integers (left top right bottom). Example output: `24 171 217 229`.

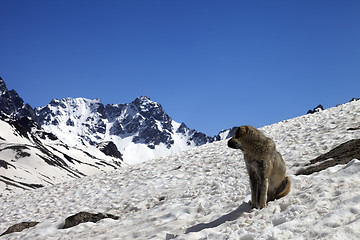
227 126 249 150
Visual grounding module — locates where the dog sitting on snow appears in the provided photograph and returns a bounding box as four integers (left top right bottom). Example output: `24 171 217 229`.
228 126 291 209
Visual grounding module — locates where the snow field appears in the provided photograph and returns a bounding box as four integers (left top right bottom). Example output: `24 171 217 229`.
0 117 123 195
1 100 360 239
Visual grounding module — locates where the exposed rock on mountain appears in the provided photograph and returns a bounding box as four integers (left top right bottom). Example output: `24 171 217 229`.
35 96 216 163
0 78 123 195
0 77 37 121
0 112 123 195
214 126 238 141
307 104 324 114
97 141 123 159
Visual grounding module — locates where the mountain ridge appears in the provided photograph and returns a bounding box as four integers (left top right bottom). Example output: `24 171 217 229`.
1 78 124 195
35 95 219 163
0 77 231 165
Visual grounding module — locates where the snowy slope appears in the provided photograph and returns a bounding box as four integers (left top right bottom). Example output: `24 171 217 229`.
36 96 214 164
0 78 124 196
0 100 360 239
0 115 122 196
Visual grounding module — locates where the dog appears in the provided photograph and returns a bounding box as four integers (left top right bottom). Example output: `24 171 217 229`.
228 125 291 209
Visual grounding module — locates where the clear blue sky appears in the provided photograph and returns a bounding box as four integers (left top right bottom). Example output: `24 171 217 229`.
1 0 359 136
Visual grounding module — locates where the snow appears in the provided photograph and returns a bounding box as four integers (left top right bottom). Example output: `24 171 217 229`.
37 97 199 164
0 117 123 195
1 100 360 239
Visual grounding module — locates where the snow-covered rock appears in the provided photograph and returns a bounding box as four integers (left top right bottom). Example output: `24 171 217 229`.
0 78 123 195
1 99 359 239
36 96 215 164
0 113 123 196
1 77 218 165
0 77 37 121
307 104 324 114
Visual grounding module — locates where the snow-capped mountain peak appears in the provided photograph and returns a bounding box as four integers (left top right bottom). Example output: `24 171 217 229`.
0 77 37 120
0 78 125 196
35 96 214 163
0 77 219 165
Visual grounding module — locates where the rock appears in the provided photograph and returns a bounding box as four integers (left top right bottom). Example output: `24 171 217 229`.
1 221 39 236
0 78 38 121
97 141 123 159
307 104 324 114
10 117 40 139
0 160 16 169
348 126 360 131
36 95 215 151
214 126 238 141
62 212 119 229
189 131 214 146
296 139 360 175
176 122 189 134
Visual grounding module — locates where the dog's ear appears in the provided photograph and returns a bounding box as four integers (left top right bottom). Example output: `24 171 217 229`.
235 126 247 138
234 127 240 138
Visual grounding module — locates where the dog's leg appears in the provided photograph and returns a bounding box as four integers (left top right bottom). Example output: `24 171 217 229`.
249 175 258 208
259 178 269 209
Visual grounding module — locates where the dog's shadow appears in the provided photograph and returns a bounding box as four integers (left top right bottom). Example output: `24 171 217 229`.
185 201 251 234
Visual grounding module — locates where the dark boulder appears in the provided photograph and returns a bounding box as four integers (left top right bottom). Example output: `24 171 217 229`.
296 139 360 175
1 221 39 236
62 212 119 229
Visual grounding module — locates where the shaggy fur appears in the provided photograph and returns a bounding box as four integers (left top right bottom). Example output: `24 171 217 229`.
228 125 291 209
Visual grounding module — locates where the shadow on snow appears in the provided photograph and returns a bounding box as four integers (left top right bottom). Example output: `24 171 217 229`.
185 201 251 234
166 201 251 239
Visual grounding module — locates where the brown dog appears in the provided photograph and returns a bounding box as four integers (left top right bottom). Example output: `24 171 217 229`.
228 125 291 209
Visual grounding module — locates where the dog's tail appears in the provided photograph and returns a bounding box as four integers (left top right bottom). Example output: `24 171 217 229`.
275 176 292 199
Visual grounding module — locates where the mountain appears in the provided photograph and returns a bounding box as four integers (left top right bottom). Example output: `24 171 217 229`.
0 78 123 195
0 77 220 195
35 96 215 163
1 99 359 239
0 77 218 165
307 104 324 114
0 112 124 196
0 77 228 165
0 77 37 121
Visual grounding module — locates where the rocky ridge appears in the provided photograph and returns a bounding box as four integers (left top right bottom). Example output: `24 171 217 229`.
36 96 215 150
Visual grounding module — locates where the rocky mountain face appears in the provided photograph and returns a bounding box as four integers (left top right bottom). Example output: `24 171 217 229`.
35 96 216 163
307 104 324 114
0 77 37 121
0 78 123 195
0 111 123 196
0 76 231 165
